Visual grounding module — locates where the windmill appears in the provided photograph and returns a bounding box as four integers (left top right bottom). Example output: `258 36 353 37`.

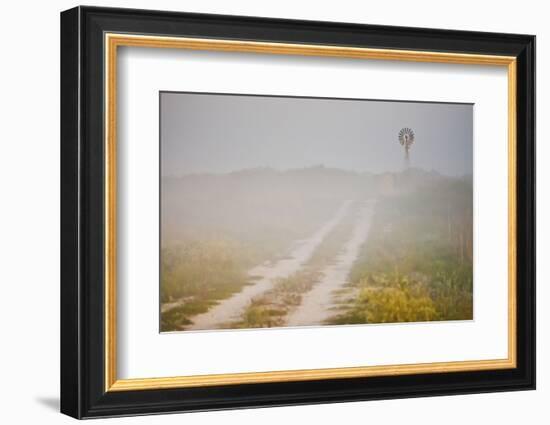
398 127 415 168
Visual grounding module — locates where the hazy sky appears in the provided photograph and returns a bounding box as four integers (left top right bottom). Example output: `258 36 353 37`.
161 92 472 177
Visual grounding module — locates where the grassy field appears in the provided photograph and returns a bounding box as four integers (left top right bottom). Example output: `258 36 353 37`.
160 239 257 331
160 167 372 331
329 177 473 325
160 168 473 331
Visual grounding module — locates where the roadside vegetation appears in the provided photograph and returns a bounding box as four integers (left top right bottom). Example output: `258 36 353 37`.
160 239 256 331
329 178 473 325
230 269 321 329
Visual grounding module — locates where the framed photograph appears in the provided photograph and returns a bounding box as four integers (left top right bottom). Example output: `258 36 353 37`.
60 6 535 419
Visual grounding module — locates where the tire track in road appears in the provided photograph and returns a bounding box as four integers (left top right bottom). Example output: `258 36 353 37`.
285 200 375 327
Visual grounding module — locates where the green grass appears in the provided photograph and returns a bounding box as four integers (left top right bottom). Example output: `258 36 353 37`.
230 269 321 329
329 179 473 325
160 239 256 331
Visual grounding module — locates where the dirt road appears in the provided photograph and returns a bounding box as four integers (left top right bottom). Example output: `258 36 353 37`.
285 200 375 327
185 200 354 331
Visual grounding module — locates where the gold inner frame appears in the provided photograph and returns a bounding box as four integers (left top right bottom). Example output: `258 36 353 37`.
104 33 517 392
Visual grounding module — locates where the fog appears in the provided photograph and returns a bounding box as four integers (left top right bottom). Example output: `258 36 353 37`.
160 92 473 331
160 92 473 177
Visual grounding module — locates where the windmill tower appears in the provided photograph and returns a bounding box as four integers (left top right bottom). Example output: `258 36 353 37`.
398 127 415 169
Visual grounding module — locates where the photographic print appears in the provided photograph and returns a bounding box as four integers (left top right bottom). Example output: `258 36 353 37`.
160 92 473 332
61 9 535 416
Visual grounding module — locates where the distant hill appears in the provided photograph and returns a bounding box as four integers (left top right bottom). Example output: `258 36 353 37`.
161 166 467 249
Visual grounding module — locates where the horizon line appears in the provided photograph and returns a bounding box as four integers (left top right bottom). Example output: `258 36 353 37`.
162 165 473 179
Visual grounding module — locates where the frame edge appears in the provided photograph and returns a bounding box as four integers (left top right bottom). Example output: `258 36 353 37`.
60 6 83 420
62 6 536 418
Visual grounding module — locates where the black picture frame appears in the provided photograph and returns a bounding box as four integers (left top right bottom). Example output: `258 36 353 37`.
61 5 535 419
